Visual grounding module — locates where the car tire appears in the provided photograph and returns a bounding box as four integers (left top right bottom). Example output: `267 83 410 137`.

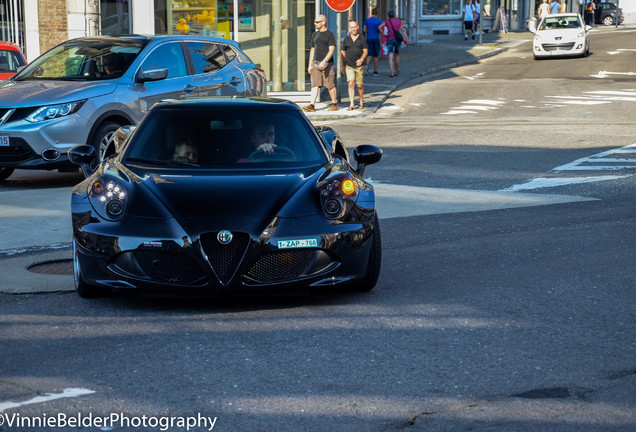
0 167 14 182
349 213 382 292
603 16 613 26
73 241 108 298
92 121 121 160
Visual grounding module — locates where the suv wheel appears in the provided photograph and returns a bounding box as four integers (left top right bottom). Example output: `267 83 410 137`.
92 121 121 160
603 16 614 26
0 167 14 182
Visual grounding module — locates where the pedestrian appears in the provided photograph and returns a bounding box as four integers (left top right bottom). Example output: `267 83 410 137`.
550 0 561 14
378 11 408 77
472 0 481 34
538 0 550 20
462 0 476 40
585 0 595 26
303 14 338 112
341 20 368 110
362 8 383 75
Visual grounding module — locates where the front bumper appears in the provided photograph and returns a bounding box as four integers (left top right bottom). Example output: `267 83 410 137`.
533 38 587 57
73 208 376 295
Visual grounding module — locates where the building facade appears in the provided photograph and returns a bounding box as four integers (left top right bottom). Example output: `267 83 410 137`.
2 0 634 92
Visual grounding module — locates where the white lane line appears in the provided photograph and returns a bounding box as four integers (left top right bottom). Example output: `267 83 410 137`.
464 99 505 105
501 176 630 192
0 388 96 412
374 183 596 219
441 110 478 115
591 71 636 78
552 143 636 172
607 49 636 55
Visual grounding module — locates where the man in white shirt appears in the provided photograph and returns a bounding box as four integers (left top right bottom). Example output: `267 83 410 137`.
462 0 476 40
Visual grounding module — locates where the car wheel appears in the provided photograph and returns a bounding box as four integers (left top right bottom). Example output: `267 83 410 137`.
603 16 614 26
73 241 107 298
0 167 14 182
92 121 121 160
349 213 382 292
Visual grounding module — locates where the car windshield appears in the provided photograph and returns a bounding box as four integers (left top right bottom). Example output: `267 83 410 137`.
0 48 26 73
124 107 328 169
14 38 146 81
540 16 582 30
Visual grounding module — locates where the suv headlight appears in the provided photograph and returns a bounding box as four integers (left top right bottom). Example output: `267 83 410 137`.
25 100 86 122
88 178 128 221
319 174 358 220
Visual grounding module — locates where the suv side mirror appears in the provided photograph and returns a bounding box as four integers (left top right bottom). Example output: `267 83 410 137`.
353 144 382 176
135 67 169 83
68 145 98 177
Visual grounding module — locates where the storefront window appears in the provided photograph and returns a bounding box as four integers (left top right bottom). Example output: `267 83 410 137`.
421 0 462 16
101 0 131 35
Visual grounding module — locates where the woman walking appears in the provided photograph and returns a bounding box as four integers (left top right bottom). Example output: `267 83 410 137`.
378 11 408 77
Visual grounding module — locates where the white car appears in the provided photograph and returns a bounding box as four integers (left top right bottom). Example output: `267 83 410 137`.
531 13 591 59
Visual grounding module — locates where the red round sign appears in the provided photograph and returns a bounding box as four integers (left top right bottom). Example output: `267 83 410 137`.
326 0 355 12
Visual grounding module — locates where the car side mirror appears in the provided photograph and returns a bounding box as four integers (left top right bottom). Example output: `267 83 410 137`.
585 25 592 31
135 67 169 83
68 144 98 177
353 144 382 176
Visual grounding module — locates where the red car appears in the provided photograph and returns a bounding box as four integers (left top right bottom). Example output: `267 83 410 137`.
0 41 26 80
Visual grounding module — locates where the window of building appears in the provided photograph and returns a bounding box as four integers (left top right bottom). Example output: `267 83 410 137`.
421 0 462 16
100 0 131 35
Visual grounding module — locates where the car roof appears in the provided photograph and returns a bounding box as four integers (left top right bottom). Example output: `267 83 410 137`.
152 97 300 111
0 41 22 52
62 34 241 49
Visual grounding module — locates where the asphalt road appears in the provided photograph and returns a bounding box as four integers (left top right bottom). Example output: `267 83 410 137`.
0 28 634 432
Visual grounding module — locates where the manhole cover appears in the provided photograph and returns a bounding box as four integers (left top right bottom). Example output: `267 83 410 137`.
28 259 73 275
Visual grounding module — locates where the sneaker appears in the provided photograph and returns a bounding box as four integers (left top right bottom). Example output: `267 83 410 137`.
472 34 475 40
302 104 315 112
373 71 379 75
328 103 338 111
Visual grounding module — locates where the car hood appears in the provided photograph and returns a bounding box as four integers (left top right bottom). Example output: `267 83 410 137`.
128 167 326 234
0 79 117 106
535 29 585 39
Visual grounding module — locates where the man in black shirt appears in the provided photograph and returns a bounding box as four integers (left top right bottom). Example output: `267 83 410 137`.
341 20 368 110
304 14 338 112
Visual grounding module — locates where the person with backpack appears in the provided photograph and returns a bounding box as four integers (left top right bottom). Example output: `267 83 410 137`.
378 11 408 77
585 0 596 26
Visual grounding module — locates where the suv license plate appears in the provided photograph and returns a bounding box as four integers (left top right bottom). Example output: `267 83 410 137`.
0 136 9 146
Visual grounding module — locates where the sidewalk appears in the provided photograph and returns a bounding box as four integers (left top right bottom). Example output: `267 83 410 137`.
270 30 533 120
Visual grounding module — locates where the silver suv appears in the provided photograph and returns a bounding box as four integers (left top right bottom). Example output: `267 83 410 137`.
0 35 266 181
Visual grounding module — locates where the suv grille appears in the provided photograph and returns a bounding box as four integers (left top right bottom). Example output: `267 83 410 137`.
200 232 250 285
246 250 315 283
134 250 206 284
0 138 35 162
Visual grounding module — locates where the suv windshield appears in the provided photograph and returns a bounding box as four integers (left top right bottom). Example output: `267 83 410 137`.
15 38 146 81
124 107 328 168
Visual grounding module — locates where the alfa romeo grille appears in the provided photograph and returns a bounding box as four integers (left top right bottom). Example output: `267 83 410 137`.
200 232 250 285
246 250 315 283
134 250 206 284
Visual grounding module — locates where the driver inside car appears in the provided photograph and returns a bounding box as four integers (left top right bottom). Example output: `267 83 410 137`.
249 123 278 154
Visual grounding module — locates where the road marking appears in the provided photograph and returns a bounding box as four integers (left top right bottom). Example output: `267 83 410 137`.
607 49 636 55
501 176 629 192
441 99 504 115
552 143 636 172
591 71 636 78
502 144 636 192
373 183 596 219
0 388 95 412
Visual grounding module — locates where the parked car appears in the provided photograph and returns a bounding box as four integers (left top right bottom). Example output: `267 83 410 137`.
595 2 624 26
531 13 591 59
0 35 266 182
68 97 383 298
0 41 26 80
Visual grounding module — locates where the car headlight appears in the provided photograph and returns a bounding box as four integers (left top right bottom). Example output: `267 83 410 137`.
319 175 358 220
577 31 585 38
25 100 86 122
88 178 128 221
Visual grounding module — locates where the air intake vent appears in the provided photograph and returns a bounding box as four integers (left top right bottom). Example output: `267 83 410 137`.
247 250 315 283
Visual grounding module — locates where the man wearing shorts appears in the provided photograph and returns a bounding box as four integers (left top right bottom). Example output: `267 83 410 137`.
462 0 476 40
341 20 368 110
304 14 338 112
363 8 382 75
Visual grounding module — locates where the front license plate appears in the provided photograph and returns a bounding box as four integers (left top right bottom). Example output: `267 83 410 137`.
0 136 9 146
277 238 318 249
